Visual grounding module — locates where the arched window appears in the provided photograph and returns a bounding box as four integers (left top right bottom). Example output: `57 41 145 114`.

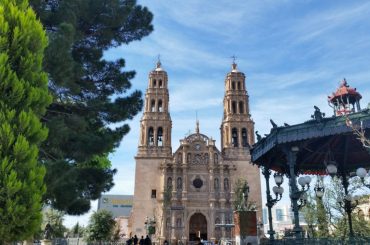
166 217 171 228
232 101 237 114
205 153 209 164
239 101 244 114
214 178 220 191
167 177 173 190
157 127 163 146
214 153 218 164
187 153 191 163
215 217 221 225
177 177 182 190
176 218 182 228
151 100 156 112
232 81 236 90
232 128 238 147
224 178 229 191
237 81 241 90
158 100 163 112
153 79 157 87
159 80 163 88
177 152 182 164
148 127 154 146
242 128 248 147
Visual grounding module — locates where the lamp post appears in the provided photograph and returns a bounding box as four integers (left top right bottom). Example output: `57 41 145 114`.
296 176 311 210
326 162 358 238
314 177 325 199
355 167 370 188
262 167 284 244
337 194 359 238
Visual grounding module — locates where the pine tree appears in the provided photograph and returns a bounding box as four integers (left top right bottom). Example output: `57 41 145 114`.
28 0 153 215
0 0 51 242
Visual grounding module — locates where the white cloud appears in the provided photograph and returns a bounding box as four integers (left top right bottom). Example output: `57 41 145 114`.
170 78 223 112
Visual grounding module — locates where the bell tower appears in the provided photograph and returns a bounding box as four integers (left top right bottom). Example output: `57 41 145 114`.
220 61 262 219
132 60 172 236
220 61 254 155
137 60 172 157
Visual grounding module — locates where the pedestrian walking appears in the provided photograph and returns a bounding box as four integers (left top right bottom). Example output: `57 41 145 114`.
139 236 145 245
144 235 151 245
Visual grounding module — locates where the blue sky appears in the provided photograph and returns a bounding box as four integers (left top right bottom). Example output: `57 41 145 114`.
64 0 370 227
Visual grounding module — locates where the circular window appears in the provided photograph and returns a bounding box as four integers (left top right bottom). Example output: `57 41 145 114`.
193 178 203 189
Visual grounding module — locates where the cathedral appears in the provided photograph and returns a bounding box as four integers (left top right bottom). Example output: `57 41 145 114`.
131 61 262 243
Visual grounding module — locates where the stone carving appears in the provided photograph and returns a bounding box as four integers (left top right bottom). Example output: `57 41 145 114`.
185 133 209 144
255 131 262 142
311 105 325 122
191 153 209 165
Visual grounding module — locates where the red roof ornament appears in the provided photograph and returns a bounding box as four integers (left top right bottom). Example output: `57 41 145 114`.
328 78 362 116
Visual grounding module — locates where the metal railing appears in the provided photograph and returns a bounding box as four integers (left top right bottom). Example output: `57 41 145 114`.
264 237 370 245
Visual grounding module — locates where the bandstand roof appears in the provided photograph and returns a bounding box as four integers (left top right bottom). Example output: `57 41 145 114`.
251 108 370 175
328 79 362 104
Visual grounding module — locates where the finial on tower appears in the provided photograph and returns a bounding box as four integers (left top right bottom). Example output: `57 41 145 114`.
155 54 163 71
195 111 199 134
341 78 348 87
231 55 238 72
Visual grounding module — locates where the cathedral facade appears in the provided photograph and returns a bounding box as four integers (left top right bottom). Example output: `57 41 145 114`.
131 61 262 243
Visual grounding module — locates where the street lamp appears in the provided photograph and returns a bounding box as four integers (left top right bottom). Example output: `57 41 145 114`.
326 161 338 177
274 173 284 186
326 160 358 238
314 183 325 199
262 168 284 244
355 167 370 188
294 175 311 209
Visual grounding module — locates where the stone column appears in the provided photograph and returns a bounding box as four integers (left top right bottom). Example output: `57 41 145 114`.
171 210 176 243
209 202 216 242
220 200 226 238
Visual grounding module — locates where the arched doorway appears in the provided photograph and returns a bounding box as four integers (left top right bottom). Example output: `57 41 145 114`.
189 213 207 241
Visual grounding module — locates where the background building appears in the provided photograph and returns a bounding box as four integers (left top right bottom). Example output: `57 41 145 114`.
262 204 307 238
98 195 133 238
131 61 262 243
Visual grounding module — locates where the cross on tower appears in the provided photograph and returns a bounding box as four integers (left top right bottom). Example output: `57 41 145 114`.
231 55 237 64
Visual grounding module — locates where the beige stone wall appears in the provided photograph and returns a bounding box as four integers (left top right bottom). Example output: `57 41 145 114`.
132 157 164 237
231 159 262 220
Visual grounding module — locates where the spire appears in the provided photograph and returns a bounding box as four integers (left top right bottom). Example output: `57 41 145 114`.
195 111 199 134
155 55 163 71
231 55 238 72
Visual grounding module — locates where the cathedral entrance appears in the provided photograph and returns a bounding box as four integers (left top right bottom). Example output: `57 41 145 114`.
189 213 207 241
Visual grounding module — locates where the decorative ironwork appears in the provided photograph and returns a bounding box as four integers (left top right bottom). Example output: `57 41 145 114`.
263 167 284 243
311 105 325 122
